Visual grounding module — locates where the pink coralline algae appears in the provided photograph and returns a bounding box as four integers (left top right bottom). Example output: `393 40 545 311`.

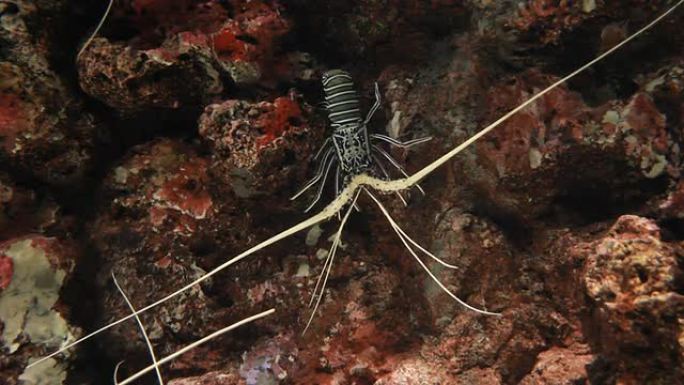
92 140 220 352
0 62 97 185
90 138 292 378
152 157 213 221
0 253 12 290
103 139 214 235
211 2 291 84
488 74 673 176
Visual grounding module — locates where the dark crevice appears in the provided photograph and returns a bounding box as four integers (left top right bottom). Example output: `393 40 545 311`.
548 175 669 227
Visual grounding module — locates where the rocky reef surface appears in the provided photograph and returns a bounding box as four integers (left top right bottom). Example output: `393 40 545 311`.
1 1 684 384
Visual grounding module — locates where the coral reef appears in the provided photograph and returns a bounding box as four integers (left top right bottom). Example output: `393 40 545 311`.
1 1 684 384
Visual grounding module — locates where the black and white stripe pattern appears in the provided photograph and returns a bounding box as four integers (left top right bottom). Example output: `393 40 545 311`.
322 70 363 126
291 69 432 211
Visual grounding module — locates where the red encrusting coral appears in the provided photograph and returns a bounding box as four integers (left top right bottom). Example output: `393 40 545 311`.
211 1 290 65
212 22 248 61
152 157 213 220
0 0 99 186
256 96 303 147
81 0 294 105
469 69 679 222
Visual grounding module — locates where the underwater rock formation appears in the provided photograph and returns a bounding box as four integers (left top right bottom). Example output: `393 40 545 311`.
0 1 97 186
76 0 300 113
1 1 684 384
77 36 223 112
474 71 678 223
198 92 319 198
581 215 684 384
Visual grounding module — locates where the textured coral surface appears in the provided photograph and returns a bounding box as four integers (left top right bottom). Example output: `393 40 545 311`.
1 1 684 384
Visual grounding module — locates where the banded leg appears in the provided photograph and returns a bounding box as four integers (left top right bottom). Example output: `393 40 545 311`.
334 164 341 198
335 164 342 220
364 82 382 125
370 133 432 148
372 145 426 195
305 157 337 212
314 138 333 160
291 147 335 201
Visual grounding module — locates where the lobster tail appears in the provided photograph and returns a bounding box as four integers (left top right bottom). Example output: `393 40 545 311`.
322 70 363 126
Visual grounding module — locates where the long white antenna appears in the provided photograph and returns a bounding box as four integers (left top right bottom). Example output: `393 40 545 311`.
366 189 500 316
111 272 164 385
77 0 115 61
303 190 361 334
115 308 275 385
355 0 684 193
27 209 333 368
